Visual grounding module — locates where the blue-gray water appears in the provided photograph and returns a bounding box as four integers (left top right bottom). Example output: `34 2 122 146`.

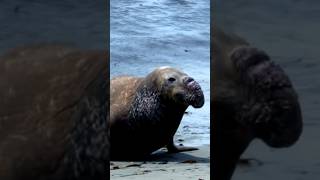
110 0 210 147
217 0 320 179
0 0 106 53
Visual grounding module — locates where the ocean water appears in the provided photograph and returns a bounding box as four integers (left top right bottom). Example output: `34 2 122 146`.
0 0 106 53
110 0 210 147
217 0 320 179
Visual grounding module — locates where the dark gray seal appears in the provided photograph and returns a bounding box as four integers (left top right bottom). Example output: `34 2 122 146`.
212 29 303 180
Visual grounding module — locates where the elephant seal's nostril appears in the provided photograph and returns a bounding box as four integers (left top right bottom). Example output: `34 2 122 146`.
183 77 194 84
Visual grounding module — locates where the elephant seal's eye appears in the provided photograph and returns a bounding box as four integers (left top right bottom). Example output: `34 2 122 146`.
168 77 176 82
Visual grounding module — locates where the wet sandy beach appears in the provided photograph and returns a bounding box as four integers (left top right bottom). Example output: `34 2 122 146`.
111 145 210 180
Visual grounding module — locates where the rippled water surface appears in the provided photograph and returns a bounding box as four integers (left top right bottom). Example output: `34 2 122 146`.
110 0 210 146
0 0 106 53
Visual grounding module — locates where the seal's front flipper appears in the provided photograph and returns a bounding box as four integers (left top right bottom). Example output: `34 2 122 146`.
166 138 198 153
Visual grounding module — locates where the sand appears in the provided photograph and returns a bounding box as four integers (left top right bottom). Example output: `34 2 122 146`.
110 145 210 180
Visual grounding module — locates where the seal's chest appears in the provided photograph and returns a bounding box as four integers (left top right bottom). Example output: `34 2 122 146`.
138 121 176 144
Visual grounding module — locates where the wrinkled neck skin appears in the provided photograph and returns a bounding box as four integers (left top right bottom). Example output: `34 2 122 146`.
62 74 108 180
128 82 187 132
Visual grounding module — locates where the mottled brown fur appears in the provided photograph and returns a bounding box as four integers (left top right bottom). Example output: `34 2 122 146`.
0 44 109 180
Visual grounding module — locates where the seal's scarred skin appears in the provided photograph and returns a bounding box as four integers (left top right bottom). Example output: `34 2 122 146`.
0 44 109 180
212 29 303 180
110 67 205 160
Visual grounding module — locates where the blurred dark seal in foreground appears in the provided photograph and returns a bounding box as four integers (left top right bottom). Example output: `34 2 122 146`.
0 44 109 180
212 29 303 180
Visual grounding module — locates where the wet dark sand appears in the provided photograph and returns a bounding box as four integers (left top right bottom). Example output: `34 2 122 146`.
110 145 210 180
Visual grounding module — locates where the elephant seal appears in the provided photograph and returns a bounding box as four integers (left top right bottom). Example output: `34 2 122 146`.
110 67 205 160
0 44 109 180
212 29 303 180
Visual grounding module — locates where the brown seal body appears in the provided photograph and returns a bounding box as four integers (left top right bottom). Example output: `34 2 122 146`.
212 29 303 180
110 67 204 160
0 44 109 180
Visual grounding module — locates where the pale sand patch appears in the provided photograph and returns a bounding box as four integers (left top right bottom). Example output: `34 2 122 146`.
110 145 210 180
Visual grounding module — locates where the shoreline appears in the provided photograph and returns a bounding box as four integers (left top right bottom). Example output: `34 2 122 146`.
110 145 210 179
